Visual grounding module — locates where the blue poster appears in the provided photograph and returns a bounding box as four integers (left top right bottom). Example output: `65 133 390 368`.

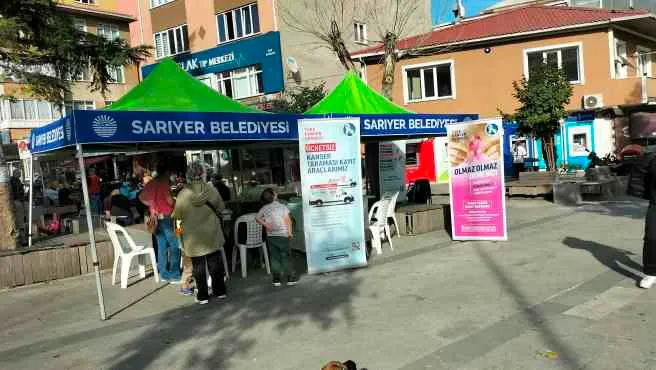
298 117 367 274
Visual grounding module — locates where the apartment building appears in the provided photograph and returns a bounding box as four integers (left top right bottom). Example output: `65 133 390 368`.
0 0 140 144
353 5 656 175
487 0 656 13
136 0 432 110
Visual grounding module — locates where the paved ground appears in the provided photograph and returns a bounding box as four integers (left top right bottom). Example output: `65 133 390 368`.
1 197 655 370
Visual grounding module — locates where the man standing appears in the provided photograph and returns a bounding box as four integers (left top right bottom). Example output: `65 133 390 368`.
139 163 181 283
641 152 656 288
87 168 102 214
512 141 528 177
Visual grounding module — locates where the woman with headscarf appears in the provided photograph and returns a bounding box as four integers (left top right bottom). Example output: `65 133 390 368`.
172 161 227 304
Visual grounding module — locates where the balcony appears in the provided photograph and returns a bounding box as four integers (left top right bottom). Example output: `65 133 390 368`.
641 76 656 104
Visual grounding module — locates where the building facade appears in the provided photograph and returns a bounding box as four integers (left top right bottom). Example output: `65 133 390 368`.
0 0 140 143
354 5 656 176
136 0 432 110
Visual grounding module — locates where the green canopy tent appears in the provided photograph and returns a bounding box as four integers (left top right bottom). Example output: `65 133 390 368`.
305 70 410 114
108 58 263 113
306 71 411 198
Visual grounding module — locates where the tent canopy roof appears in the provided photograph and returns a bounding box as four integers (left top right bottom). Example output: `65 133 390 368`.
305 71 411 114
108 58 263 113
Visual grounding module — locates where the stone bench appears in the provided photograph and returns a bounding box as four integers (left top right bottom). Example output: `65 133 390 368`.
395 204 447 235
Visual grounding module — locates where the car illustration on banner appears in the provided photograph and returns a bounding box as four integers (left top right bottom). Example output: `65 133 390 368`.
308 180 357 207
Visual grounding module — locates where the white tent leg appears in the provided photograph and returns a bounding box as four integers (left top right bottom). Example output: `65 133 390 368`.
28 156 33 248
77 144 107 321
112 156 119 181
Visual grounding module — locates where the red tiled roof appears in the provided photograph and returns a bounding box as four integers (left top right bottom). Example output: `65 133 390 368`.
352 5 649 56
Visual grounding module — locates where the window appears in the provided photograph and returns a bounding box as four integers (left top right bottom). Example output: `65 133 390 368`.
217 3 260 44
104 101 114 108
615 39 628 79
525 44 582 83
406 142 419 166
150 0 174 8
108 66 125 83
73 18 87 32
65 100 95 115
572 133 588 153
354 22 367 44
404 61 455 103
96 24 120 40
76 0 96 4
637 46 652 78
216 65 263 99
74 62 91 82
568 125 591 156
6 99 61 120
154 25 189 59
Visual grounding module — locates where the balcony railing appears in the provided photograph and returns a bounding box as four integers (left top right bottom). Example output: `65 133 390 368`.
641 76 656 104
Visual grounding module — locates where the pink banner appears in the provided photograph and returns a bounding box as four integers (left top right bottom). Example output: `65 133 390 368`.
447 120 507 241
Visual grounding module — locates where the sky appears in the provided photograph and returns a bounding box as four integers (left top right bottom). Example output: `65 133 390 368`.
432 0 501 25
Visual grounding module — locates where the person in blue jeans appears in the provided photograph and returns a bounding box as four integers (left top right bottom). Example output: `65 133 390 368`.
139 165 181 282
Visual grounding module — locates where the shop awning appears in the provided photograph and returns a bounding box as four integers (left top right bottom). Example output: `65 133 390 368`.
108 58 263 113
305 71 411 114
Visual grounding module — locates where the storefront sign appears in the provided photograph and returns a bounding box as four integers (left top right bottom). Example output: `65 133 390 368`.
30 117 75 154
359 114 478 136
71 110 299 145
298 117 367 274
142 32 285 95
447 119 507 241
379 140 406 201
434 137 450 184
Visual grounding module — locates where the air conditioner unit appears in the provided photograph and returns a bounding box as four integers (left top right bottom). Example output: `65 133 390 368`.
583 94 604 109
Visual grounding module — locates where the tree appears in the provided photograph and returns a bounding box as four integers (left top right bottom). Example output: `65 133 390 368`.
279 0 438 101
0 0 151 249
270 83 327 113
367 0 419 99
505 63 573 172
279 0 357 72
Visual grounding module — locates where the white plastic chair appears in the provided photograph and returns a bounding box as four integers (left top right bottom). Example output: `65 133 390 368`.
232 213 271 278
368 199 394 253
383 191 400 238
106 222 159 289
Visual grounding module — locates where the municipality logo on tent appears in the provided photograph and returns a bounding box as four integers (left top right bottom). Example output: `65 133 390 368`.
92 115 118 138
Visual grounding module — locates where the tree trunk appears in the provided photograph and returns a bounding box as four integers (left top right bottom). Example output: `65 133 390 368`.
0 144 18 250
381 32 398 101
330 20 356 71
540 135 557 172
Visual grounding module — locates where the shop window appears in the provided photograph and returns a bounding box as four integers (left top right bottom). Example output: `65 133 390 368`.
525 44 582 83
216 65 263 99
97 23 120 40
404 61 454 103
354 22 367 44
217 3 260 44
406 142 419 166
154 24 189 59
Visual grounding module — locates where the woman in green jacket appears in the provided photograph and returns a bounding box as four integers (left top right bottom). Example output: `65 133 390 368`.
172 161 227 304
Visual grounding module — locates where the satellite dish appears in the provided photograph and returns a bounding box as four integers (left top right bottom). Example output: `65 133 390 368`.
286 56 299 73
286 56 302 84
